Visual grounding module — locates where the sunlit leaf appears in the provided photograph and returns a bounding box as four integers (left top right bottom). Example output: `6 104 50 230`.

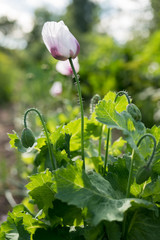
0 205 46 239
104 91 129 113
85 157 103 172
8 131 27 153
141 177 160 202
95 95 146 157
26 169 54 214
109 137 126 156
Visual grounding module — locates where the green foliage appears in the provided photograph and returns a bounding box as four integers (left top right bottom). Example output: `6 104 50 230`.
2 91 160 239
110 137 126 156
1 5 160 127
79 34 121 97
1 8 160 127
127 103 142 122
150 0 160 31
95 91 146 156
0 204 46 239
106 157 129 194
33 226 74 240
65 0 100 33
2 2 160 236
26 169 54 214
141 177 160 202
126 209 160 240
104 221 121 240
0 50 23 103
8 131 27 153
53 161 155 226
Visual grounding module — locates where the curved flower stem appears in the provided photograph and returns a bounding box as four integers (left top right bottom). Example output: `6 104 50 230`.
115 90 133 196
24 108 57 170
90 94 102 157
114 91 131 104
103 128 110 177
123 133 156 238
126 133 156 198
69 58 85 170
137 133 156 168
90 94 101 114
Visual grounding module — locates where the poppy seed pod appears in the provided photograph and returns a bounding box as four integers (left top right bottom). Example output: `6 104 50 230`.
21 128 35 148
42 21 80 61
127 103 142 121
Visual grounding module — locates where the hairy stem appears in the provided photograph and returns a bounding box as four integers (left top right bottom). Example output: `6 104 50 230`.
98 125 103 157
24 108 57 170
114 91 130 104
69 58 85 170
103 128 110 177
137 133 156 168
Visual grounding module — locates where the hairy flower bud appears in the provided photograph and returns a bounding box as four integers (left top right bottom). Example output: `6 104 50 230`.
42 21 80 61
127 103 142 121
21 128 35 148
136 165 152 185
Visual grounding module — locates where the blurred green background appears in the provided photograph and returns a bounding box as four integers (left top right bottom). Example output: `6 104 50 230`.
1 0 160 127
0 0 160 222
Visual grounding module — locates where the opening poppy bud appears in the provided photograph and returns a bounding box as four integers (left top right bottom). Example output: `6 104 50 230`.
127 103 142 121
136 165 152 185
21 128 35 148
56 57 79 76
42 21 80 61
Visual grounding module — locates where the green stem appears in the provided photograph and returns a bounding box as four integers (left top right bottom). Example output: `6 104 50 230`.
126 149 134 198
90 94 102 158
126 133 156 198
98 125 103 157
114 91 131 104
123 149 135 238
122 213 127 239
122 210 138 239
69 58 85 170
24 108 57 170
103 128 110 177
124 133 156 237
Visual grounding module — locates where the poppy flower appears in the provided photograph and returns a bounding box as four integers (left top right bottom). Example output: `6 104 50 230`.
50 81 62 97
56 57 80 76
42 21 80 61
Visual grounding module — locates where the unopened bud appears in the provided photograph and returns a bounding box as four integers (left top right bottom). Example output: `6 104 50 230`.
136 165 151 184
21 128 35 148
127 103 142 121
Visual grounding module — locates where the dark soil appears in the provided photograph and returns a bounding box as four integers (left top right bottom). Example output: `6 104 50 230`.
0 105 19 222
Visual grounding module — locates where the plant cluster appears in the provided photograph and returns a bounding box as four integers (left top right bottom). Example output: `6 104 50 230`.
1 21 160 240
